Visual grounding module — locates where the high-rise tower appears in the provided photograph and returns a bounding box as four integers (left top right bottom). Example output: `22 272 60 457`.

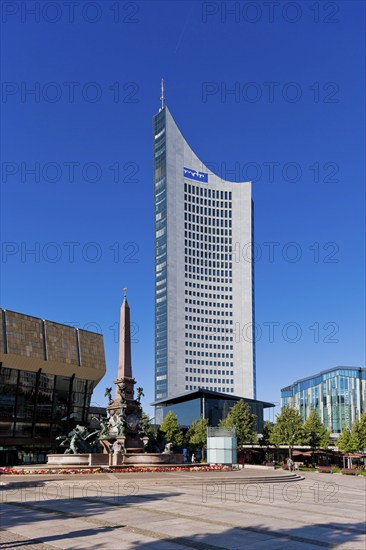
153 101 255 405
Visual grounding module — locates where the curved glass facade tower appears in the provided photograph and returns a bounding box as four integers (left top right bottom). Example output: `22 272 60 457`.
154 105 255 404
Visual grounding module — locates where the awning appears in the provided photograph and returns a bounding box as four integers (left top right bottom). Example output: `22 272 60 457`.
343 453 364 458
293 451 312 457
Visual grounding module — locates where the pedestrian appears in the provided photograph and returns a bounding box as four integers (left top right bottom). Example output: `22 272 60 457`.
191 453 195 463
287 457 294 472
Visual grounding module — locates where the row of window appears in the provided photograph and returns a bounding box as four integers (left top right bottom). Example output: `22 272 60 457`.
0 368 93 438
185 350 233 358
186 385 234 393
185 293 232 301
184 222 232 237
154 143 165 157
185 269 233 278
186 360 234 367
185 350 234 359
185 263 232 273
185 266 232 277
185 341 233 350
185 336 233 344
185 334 232 342
282 400 361 433
155 228 166 239
185 275 233 283
186 367 234 375
184 235 232 248
185 324 232 333
185 308 233 317
185 333 233 341
184 183 232 200
185 282 232 292
186 376 234 384
185 231 231 243
185 256 232 268
185 301 232 309
185 306 233 315
287 377 363 396
185 316 234 325
184 195 232 210
185 257 232 269
184 203 232 217
184 214 233 228
185 243 232 255
185 251 232 262
156 365 167 372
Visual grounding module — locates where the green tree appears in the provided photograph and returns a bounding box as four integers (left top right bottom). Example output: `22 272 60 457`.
349 415 366 452
303 410 330 463
270 406 303 460
349 421 363 452
359 412 366 449
338 413 366 454
337 428 355 453
160 411 183 447
219 400 257 447
186 418 208 461
260 420 273 447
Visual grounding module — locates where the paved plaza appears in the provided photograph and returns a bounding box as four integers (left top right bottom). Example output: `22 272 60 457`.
0 468 365 549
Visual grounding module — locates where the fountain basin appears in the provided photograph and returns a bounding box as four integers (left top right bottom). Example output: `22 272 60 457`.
47 454 109 466
123 453 184 465
47 453 184 467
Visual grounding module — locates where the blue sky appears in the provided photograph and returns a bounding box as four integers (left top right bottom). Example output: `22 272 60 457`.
1 1 365 418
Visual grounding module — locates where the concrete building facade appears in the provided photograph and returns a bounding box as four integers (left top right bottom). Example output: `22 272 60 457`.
154 104 255 411
0 309 106 465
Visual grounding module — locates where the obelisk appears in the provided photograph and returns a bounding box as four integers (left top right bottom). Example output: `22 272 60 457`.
115 288 135 401
106 290 143 456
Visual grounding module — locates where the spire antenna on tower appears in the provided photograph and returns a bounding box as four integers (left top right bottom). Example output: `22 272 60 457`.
160 78 165 110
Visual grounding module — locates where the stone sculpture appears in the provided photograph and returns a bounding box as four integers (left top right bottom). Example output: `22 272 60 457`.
104 387 113 405
57 425 99 454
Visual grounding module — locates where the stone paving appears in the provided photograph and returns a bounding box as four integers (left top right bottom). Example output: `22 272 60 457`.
0 469 365 549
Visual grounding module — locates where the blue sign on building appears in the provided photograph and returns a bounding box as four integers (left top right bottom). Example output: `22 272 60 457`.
183 167 208 183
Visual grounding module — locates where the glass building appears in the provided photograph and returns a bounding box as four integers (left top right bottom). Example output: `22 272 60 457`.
152 389 273 433
153 104 255 415
281 366 366 433
0 309 106 465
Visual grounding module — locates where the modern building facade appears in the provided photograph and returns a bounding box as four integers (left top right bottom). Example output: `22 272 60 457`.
0 309 106 465
153 102 255 409
281 366 366 434
152 389 273 433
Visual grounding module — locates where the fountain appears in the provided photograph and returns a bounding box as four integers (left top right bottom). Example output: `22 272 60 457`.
99 289 182 465
48 289 183 467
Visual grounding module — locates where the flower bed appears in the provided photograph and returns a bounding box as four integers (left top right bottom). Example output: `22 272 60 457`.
0 465 231 475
